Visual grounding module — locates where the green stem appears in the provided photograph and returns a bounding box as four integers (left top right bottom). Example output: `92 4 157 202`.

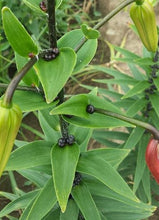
0 83 43 93
95 108 159 140
93 0 135 30
74 0 135 52
2 56 38 107
8 171 22 196
21 123 45 139
58 89 69 138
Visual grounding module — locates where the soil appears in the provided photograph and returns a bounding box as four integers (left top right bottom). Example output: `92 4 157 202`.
1 0 159 219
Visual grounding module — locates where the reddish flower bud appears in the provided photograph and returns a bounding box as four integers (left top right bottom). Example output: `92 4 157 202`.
145 138 159 184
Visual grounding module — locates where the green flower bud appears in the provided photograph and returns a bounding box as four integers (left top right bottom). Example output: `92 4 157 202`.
0 101 22 178
130 0 158 52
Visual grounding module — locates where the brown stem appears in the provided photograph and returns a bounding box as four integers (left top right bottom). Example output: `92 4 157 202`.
95 108 159 140
47 0 57 48
3 56 38 107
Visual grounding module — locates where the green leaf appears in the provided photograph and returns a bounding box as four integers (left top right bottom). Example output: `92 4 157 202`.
126 98 147 117
71 182 101 220
23 0 46 15
19 199 35 220
58 29 97 73
2 7 38 57
63 113 133 129
0 191 18 201
94 195 155 220
91 65 134 80
142 167 151 203
0 190 39 218
51 143 80 212
81 24 100 39
5 141 52 170
50 94 89 118
35 47 76 103
60 199 79 220
18 169 50 187
84 175 155 212
93 79 138 86
50 93 125 117
122 81 150 99
123 127 145 149
38 108 60 141
15 52 39 87
93 130 129 143
43 208 60 220
77 154 138 202
80 148 130 169
133 134 150 193
23 0 62 14
150 93 159 118
27 178 57 220
69 125 92 152
128 63 146 81
12 90 57 112
154 77 159 90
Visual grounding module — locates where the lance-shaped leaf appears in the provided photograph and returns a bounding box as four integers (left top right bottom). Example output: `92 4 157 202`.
34 47 76 103
60 199 79 220
77 154 139 202
71 182 101 220
2 7 38 57
27 178 57 220
50 93 124 117
51 143 80 213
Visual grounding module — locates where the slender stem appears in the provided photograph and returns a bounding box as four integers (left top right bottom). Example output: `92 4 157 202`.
2 56 38 107
58 89 69 138
93 0 135 30
47 0 57 48
74 0 135 52
8 171 22 196
21 123 45 139
95 108 159 140
0 83 43 93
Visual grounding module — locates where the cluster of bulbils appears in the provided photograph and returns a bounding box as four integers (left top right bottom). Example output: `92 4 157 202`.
58 105 95 148
58 134 75 147
41 48 60 61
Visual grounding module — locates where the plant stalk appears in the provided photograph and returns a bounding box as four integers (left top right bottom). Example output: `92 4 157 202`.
74 0 135 52
0 83 43 93
95 108 159 140
47 0 57 48
2 56 38 107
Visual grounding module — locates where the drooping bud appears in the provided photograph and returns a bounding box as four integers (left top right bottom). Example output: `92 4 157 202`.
0 100 22 178
130 0 158 52
145 138 159 184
